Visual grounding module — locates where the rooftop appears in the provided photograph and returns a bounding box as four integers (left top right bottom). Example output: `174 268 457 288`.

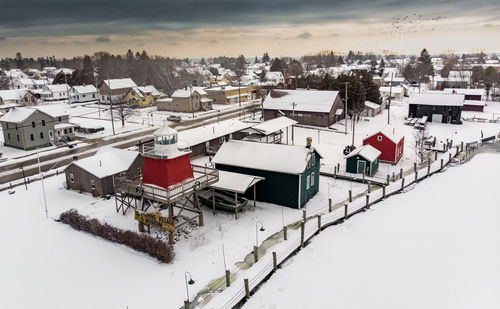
263 89 340 113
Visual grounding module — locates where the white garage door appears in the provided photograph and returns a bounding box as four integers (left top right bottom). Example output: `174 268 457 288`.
432 114 443 123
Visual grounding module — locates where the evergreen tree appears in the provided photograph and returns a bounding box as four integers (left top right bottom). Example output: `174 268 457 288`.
379 58 385 69
262 52 270 63
80 55 94 85
200 57 206 65
235 54 246 77
417 48 434 76
358 70 381 104
270 57 285 74
15 52 24 69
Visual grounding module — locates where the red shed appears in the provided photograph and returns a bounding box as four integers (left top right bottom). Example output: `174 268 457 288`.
363 126 404 164
142 125 194 189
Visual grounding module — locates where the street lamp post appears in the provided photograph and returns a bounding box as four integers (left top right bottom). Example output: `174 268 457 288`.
184 271 195 309
254 221 265 262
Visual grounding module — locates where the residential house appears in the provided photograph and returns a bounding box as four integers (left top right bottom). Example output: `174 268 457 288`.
157 86 213 112
213 140 322 209
408 93 464 124
126 85 161 108
205 85 260 105
265 71 285 87
0 89 37 105
40 84 70 102
379 86 405 100
69 85 98 103
98 78 137 104
65 148 143 197
361 101 382 117
263 89 344 127
0 106 75 150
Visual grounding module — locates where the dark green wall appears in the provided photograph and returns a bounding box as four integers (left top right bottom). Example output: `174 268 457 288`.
215 163 300 208
346 154 379 176
299 152 320 206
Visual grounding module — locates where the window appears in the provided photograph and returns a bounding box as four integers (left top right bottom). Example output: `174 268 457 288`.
58 117 62 122
7 133 10 140
90 179 95 191
92 94 96 98
306 175 310 189
308 159 311 169
64 129 68 134
30 134 34 141
377 135 382 141
311 172 315 186
42 120 45 126
69 128 73 133
32 121 35 128
17 135 19 142
312 155 315 166
40 132 44 139
15 124 18 130
69 173 74 183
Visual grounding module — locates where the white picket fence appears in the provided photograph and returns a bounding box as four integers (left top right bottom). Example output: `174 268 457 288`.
201 146 459 309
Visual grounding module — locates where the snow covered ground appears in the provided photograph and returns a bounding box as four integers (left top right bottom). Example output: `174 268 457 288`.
244 153 500 309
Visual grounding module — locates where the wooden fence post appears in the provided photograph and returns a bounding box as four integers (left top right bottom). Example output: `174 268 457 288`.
283 226 287 241
344 203 348 220
401 178 405 190
461 141 464 152
456 146 459 156
253 246 259 262
334 166 337 175
365 194 370 209
272 252 277 271
367 181 371 192
244 279 250 299
302 209 307 222
413 162 417 172
427 159 431 176
440 159 444 170
449 153 452 162
348 190 352 202
328 198 332 212
300 221 305 248
317 215 321 231
386 174 390 184
382 185 386 199
337 163 340 172
225 270 231 287
399 168 403 179
415 170 418 182
434 152 437 160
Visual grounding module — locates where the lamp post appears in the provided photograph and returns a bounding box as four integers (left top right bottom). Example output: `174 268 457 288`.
184 271 195 309
254 221 265 262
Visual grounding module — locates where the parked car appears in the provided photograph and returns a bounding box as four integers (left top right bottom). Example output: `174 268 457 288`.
167 115 182 122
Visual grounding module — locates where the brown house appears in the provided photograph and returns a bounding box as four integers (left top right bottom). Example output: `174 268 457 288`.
65 148 143 197
263 89 344 127
158 87 213 113
98 78 137 104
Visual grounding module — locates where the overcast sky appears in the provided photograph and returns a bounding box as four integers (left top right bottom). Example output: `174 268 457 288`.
0 0 499 58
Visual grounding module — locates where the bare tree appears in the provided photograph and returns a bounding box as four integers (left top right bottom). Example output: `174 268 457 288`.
111 104 138 128
413 128 431 163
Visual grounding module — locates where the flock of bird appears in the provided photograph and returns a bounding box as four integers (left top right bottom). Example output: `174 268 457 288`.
389 13 447 37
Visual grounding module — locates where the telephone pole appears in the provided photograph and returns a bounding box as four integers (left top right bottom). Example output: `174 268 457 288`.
108 74 116 135
387 74 393 125
342 82 350 135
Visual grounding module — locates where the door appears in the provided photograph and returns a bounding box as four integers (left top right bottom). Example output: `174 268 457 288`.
48 130 54 142
431 113 443 123
357 160 366 175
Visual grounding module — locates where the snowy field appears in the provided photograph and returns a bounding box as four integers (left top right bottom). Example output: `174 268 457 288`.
244 153 500 309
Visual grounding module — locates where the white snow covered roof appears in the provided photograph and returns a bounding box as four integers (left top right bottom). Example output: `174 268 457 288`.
172 87 207 98
250 117 297 135
137 85 161 96
364 126 404 144
364 101 380 110
103 78 137 90
212 140 322 175
0 89 28 101
346 145 381 162
409 93 464 106
463 100 485 106
210 171 264 194
178 119 249 146
47 84 69 92
71 85 97 94
70 148 140 179
379 86 404 93
0 107 36 123
263 89 340 113
442 88 485 96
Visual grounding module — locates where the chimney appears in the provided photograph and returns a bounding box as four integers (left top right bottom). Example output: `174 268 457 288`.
306 137 312 148
99 160 102 166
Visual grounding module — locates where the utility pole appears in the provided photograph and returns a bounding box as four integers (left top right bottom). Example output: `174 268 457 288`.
387 74 393 125
95 73 101 118
108 74 116 135
238 80 241 107
64 73 70 105
189 85 194 119
342 82 350 135
351 114 356 147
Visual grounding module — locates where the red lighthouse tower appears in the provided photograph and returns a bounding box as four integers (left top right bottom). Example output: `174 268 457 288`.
142 125 193 189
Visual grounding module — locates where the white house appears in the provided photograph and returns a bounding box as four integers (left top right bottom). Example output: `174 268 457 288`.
379 86 405 100
41 84 70 102
265 71 285 86
69 85 98 103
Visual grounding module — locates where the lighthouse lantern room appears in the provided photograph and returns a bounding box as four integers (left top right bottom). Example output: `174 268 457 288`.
142 125 194 189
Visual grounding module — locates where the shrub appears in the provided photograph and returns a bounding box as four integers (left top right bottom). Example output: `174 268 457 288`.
59 209 174 263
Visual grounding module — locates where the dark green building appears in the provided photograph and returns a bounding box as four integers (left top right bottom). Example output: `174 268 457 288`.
212 140 322 209
346 145 381 176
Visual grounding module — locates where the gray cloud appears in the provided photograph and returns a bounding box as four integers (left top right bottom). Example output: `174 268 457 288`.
0 0 498 38
0 36 6 40
96 36 111 43
297 32 312 39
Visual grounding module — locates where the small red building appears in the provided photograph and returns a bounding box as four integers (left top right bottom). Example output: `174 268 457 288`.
142 125 194 189
363 126 404 164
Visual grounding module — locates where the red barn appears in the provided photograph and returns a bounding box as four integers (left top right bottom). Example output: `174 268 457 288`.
363 126 404 164
142 125 194 189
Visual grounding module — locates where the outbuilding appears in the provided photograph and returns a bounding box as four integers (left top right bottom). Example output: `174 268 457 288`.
408 93 464 124
65 148 143 197
213 140 322 209
363 126 404 164
346 145 381 176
